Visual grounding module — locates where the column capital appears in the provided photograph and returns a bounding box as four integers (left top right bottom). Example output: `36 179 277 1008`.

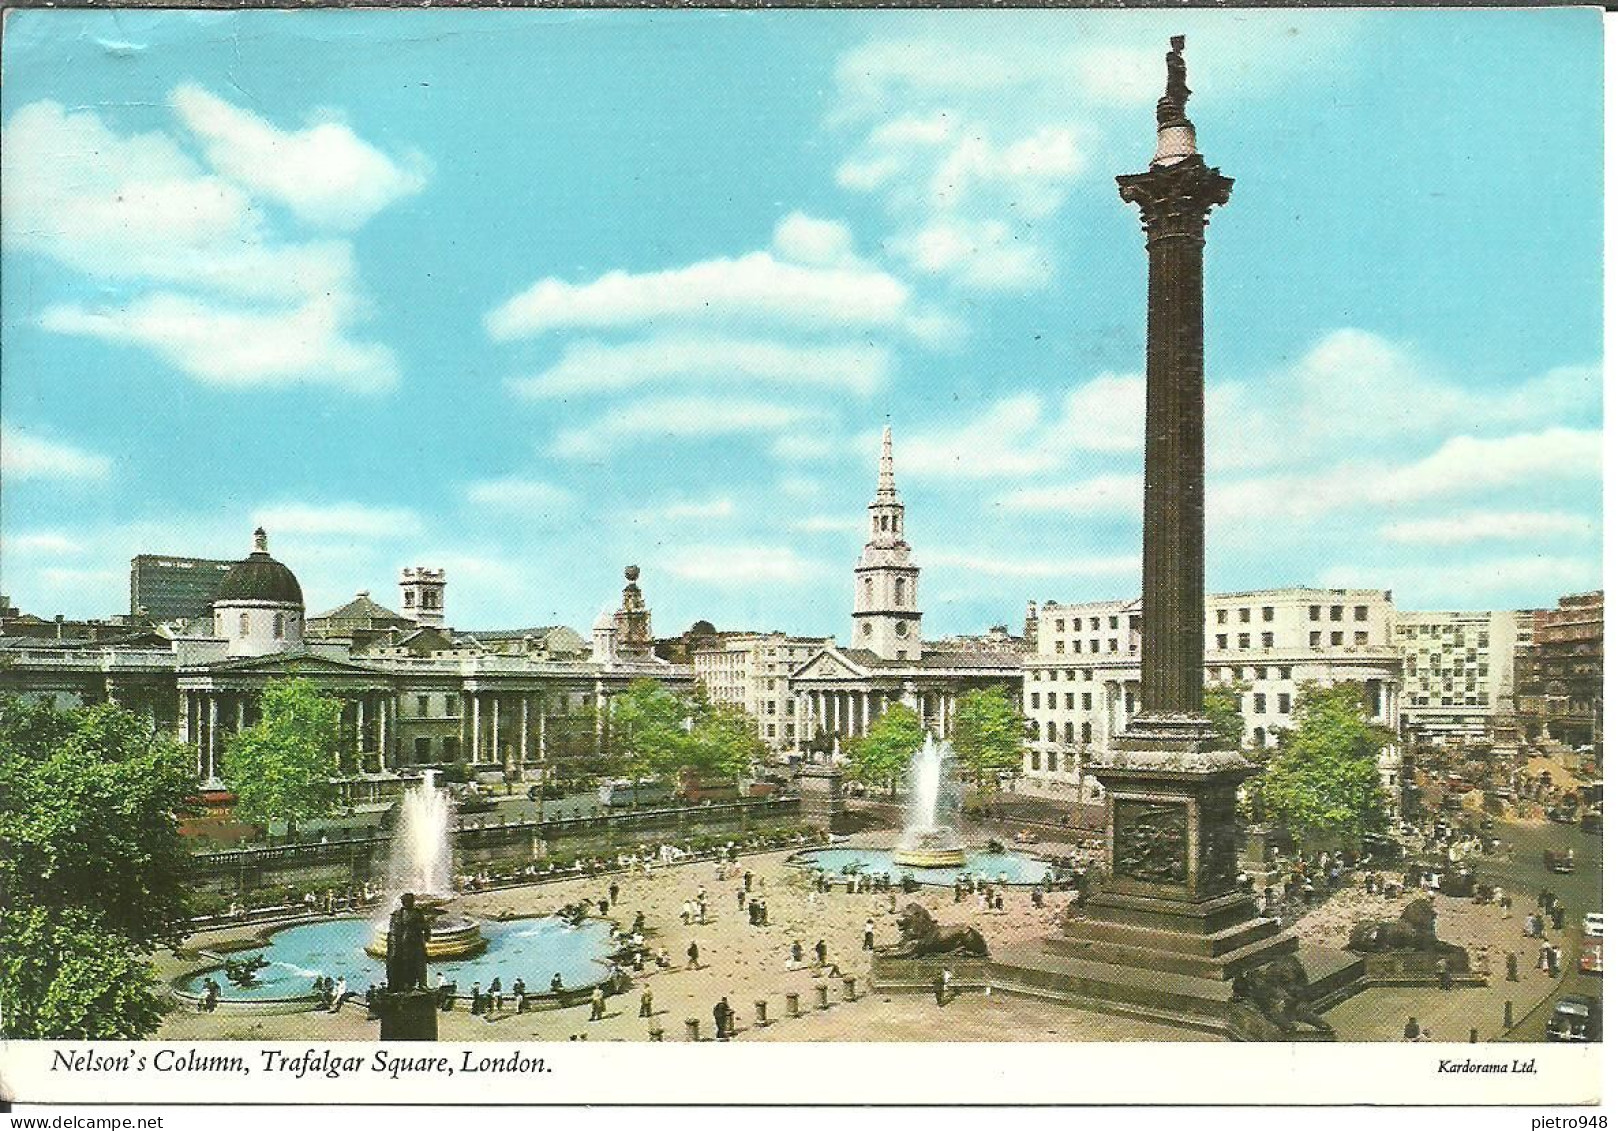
1117 156 1232 241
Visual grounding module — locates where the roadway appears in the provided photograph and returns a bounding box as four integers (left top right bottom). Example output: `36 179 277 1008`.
1470 816 1603 1041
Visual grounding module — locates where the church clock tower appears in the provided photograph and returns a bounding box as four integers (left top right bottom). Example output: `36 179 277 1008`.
852 425 922 661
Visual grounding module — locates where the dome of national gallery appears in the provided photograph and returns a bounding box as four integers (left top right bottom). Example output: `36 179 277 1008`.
217 528 304 606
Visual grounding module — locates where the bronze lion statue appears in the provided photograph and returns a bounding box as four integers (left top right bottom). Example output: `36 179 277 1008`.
1347 898 1470 970
1231 954 1331 1035
883 903 989 958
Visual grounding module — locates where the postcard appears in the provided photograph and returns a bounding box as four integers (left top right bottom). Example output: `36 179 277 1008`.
0 4 1603 1113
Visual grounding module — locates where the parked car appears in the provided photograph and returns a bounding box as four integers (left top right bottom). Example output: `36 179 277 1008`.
1583 912 1603 939
1579 938 1602 976
1545 995 1602 1042
1545 848 1575 874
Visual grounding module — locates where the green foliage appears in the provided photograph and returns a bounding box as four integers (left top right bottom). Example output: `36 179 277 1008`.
0 907 166 1040
1255 682 1393 849
689 702 768 781
221 678 341 834
0 696 196 1039
951 687 1026 789
606 679 694 780
847 703 925 794
1204 680 1249 751
0 697 196 950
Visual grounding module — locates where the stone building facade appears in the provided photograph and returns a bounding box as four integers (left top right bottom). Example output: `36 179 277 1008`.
1394 609 1534 747
691 632 834 752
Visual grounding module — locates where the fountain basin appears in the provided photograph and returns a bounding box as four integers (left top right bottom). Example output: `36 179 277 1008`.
178 914 616 1004
892 845 969 868
792 846 1054 887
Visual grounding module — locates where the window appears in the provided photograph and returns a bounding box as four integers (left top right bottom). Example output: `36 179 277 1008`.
1081 722 1093 743
1354 605 1368 622
414 736 431 762
239 612 250 637
1047 750 1058 772
1047 693 1057 709
1331 631 1344 646
1330 606 1343 621
1055 641 1065 654
1277 693 1291 714
1238 634 1250 650
403 591 415 608
1064 693 1075 709
1029 751 1040 772
443 736 460 760
1309 631 1322 647
1261 632 1274 649
1278 666 1292 679
1056 619 1066 632
1253 693 1266 714
895 621 909 637
1253 727 1267 748
1082 693 1093 710
1239 607 1251 623
446 694 459 715
1216 609 1228 625
765 701 776 715
1063 722 1075 742
1090 617 1100 631
1216 634 1228 650
417 695 430 716
786 700 795 716
766 725 776 738
1028 693 1039 711
1063 752 1076 774
1091 640 1100 653
1309 605 1321 621
1354 632 1369 646
273 612 285 639
1108 639 1118 653
1124 692 1135 714
862 622 873 637
1046 721 1057 742
1261 606 1274 622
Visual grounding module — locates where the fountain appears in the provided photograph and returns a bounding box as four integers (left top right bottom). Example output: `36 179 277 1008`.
364 770 486 961
892 734 967 869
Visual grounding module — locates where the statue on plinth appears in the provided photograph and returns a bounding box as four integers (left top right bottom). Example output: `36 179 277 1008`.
385 892 429 992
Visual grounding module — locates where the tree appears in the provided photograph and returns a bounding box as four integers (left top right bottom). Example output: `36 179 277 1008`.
605 679 693 785
951 687 1025 790
0 697 196 950
1255 682 1392 850
221 678 342 838
689 702 768 783
0 696 196 1039
1204 680 1249 751
847 703 924 796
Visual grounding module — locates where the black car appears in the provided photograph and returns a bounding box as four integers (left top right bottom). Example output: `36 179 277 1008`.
1546 994 1602 1042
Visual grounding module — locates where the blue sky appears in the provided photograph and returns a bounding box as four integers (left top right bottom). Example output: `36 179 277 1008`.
0 8 1602 637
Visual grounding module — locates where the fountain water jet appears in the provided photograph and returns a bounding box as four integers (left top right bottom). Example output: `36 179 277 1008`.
365 770 486 960
892 734 967 868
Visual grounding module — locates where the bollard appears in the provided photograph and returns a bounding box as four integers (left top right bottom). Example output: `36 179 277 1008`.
786 991 801 1017
755 999 769 1027
844 975 857 1002
649 1026 664 1042
685 1017 701 1042
816 983 830 1010
1504 1001 1513 1029
1469 1028 1478 1044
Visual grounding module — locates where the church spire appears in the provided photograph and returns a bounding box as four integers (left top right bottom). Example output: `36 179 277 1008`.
877 424 898 501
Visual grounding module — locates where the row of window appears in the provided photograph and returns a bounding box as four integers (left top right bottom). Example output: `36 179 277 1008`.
1030 664 1297 682
1051 613 1138 633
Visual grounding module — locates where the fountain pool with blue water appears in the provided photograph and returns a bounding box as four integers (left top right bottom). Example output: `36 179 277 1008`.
793 846 1054 887
182 914 617 1002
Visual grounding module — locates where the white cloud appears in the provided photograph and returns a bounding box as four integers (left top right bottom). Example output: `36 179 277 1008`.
5 95 414 391
893 218 1052 290
252 502 423 539
930 550 1137 578
5 532 84 555
778 477 825 499
170 85 427 231
1379 511 1597 546
772 212 858 267
42 296 397 392
487 250 918 341
1320 556 1600 606
996 473 1142 514
464 478 575 510
550 398 828 459
772 435 844 462
663 545 830 585
1 426 112 481
509 336 890 399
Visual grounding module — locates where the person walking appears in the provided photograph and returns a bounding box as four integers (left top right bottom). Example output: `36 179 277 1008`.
513 978 528 1013
934 970 947 1007
814 939 828 967
609 881 620 906
1506 952 1519 982
1437 957 1452 991
1403 1016 1420 1041
590 986 606 1021
489 977 504 1015
639 987 654 1019
713 997 732 1040
687 941 701 970
863 918 876 951
737 888 747 911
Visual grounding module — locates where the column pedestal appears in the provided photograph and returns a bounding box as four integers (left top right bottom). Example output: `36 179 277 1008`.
375 989 439 1041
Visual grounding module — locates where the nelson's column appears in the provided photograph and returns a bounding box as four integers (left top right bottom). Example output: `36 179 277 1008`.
1006 38 1347 1039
